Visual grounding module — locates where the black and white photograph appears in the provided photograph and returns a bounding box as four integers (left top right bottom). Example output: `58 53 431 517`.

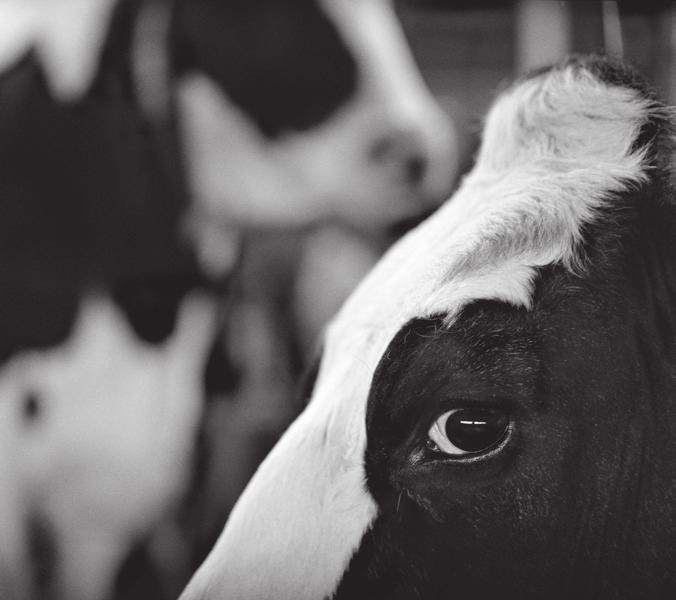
0 1 674 598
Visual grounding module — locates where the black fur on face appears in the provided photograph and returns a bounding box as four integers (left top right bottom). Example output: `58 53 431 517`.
334 188 676 599
171 0 358 138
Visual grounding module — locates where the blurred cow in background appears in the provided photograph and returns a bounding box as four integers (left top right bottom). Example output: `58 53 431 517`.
0 0 456 598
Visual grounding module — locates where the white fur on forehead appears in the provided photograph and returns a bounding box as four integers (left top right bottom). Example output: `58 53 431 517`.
422 62 657 320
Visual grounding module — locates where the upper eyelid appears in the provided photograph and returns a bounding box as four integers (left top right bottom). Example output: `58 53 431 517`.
421 396 516 428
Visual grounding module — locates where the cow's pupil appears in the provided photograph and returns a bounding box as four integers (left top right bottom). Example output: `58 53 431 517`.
445 409 508 453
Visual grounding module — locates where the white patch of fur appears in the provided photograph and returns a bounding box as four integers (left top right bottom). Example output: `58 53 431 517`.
0 293 217 600
0 0 117 101
180 63 657 600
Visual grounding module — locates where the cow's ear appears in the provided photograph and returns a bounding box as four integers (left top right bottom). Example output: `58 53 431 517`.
478 59 654 174
573 56 674 175
438 56 665 286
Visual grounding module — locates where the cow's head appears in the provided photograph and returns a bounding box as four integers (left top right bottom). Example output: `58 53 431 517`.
169 0 456 234
180 56 676 599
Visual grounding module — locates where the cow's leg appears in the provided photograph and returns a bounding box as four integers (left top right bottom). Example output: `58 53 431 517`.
52 527 125 600
0 364 35 600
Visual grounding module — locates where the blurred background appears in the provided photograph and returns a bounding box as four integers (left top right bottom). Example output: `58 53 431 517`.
0 1 674 599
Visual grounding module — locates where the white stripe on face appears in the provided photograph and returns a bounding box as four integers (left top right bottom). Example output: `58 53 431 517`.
181 63 653 600
0 0 117 101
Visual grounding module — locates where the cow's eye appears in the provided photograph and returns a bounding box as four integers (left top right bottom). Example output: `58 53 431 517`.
426 408 510 457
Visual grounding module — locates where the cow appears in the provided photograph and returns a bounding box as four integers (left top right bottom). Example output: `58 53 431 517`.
0 0 456 598
180 55 676 600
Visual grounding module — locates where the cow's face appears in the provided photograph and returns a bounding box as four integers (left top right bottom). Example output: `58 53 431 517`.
172 0 457 231
180 57 676 599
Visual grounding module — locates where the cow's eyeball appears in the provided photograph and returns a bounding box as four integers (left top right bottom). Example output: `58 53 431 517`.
426 408 510 457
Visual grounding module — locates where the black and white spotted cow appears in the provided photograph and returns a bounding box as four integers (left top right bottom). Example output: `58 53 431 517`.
181 56 676 600
0 0 455 598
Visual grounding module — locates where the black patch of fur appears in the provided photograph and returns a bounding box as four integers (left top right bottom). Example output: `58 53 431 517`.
111 272 199 343
22 392 42 425
27 515 57 598
171 0 358 137
203 333 241 396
